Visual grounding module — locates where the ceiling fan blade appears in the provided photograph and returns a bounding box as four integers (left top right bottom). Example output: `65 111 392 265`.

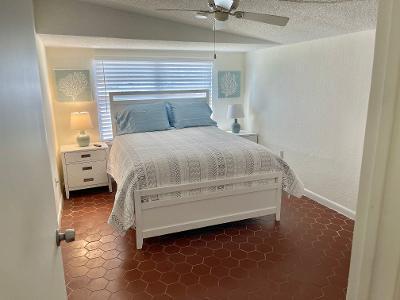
156 9 210 12
279 0 357 3
234 11 289 26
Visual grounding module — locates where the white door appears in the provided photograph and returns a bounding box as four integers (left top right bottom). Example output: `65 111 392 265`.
347 0 400 298
0 1 66 299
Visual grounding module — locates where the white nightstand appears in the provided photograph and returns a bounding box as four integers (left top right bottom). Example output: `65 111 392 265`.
226 130 258 143
61 142 112 199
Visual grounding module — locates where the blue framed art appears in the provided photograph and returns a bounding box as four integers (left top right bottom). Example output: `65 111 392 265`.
54 69 93 102
218 71 241 98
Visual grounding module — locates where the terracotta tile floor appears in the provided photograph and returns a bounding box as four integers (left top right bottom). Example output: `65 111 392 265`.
61 186 354 300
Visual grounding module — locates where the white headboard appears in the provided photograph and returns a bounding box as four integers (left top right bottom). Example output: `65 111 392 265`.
109 89 210 138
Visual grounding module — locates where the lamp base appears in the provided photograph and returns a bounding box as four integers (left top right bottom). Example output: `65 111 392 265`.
76 131 90 147
232 119 241 134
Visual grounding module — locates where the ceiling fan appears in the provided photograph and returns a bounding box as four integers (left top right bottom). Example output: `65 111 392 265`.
158 0 290 27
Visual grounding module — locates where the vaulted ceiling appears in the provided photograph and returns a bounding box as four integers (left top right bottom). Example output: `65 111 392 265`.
79 0 378 44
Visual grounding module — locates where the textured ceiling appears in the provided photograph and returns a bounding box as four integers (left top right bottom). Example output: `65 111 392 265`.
79 0 378 44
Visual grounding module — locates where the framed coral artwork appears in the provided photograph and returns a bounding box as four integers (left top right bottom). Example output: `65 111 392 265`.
54 69 93 102
218 71 241 99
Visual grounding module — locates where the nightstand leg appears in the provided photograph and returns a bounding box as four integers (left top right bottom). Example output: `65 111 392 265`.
65 189 70 200
108 176 113 193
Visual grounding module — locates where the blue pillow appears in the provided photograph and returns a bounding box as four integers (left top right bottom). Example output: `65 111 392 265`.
165 100 200 126
167 101 217 129
115 102 170 135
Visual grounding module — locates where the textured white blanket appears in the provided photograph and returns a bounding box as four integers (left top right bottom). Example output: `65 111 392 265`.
108 127 304 233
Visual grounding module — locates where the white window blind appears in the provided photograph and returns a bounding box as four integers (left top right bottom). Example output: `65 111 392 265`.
94 59 213 140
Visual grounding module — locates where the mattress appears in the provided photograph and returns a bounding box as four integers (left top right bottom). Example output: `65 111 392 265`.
108 127 304 233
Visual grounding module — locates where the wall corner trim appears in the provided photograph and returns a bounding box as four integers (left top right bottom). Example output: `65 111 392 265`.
57 191 64 226
304 188 356 220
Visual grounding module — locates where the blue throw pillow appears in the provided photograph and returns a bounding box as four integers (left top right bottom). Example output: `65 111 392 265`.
167 101 217 129
115 102 170 135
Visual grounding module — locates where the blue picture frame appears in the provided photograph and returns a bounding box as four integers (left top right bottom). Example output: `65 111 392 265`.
54 69 93 102
218 71 241 98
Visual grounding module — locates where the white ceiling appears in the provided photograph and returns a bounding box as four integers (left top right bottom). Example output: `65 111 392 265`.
79 0 378 44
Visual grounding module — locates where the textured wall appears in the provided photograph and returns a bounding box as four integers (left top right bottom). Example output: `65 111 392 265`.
45 48 245 147
245 31 376 215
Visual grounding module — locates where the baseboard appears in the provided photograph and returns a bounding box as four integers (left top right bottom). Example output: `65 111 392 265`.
304 189 356 220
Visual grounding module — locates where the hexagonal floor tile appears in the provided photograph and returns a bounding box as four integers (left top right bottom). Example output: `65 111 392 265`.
61 187 353 299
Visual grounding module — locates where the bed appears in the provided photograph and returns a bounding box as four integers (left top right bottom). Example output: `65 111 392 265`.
107 90 304 249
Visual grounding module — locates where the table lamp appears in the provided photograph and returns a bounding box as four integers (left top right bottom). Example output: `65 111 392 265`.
227 104 244 133
70 112 93 147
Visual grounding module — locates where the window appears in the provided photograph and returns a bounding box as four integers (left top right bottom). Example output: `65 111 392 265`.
94 59 213 140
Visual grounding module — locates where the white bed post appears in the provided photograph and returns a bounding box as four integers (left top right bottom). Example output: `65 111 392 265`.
134 193 144 249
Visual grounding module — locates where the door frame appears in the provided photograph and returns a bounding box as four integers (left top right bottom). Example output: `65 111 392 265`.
347 0 400 298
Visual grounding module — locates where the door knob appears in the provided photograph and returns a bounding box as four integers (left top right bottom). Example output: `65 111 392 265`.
56 229 75 246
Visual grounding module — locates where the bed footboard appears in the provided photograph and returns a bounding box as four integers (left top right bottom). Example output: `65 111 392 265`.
134 173 282 249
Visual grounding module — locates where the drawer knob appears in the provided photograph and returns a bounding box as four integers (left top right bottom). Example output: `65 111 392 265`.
84 178 94 182
82 166 93 171
81 154 91 158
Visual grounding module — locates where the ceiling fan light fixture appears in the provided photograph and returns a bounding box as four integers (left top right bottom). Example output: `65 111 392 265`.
214 0 234 10
215 11 229 21
158 0 289 28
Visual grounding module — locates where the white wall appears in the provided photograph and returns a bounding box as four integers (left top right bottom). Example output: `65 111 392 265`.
45 47 245 147
245 31 376 217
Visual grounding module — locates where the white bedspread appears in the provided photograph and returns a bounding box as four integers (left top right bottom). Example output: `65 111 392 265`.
108 127 304 233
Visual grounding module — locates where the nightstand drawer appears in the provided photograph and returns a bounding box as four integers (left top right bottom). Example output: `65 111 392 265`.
64 149 106 164
67 161 108 188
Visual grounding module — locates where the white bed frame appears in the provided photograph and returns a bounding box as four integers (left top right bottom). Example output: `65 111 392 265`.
109 90 282 249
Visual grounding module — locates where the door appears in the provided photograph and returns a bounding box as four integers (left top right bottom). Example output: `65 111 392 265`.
347 0 400 298
0 1 66 299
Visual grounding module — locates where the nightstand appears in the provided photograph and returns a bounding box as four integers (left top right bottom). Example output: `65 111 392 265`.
226 130 258 143
61 143 112 199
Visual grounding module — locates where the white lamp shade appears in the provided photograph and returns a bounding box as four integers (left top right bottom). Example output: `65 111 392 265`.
227 104 244 119
70 112 93 130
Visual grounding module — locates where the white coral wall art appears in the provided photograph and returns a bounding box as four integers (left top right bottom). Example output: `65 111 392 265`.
55 70 93 102
218 71 241 98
